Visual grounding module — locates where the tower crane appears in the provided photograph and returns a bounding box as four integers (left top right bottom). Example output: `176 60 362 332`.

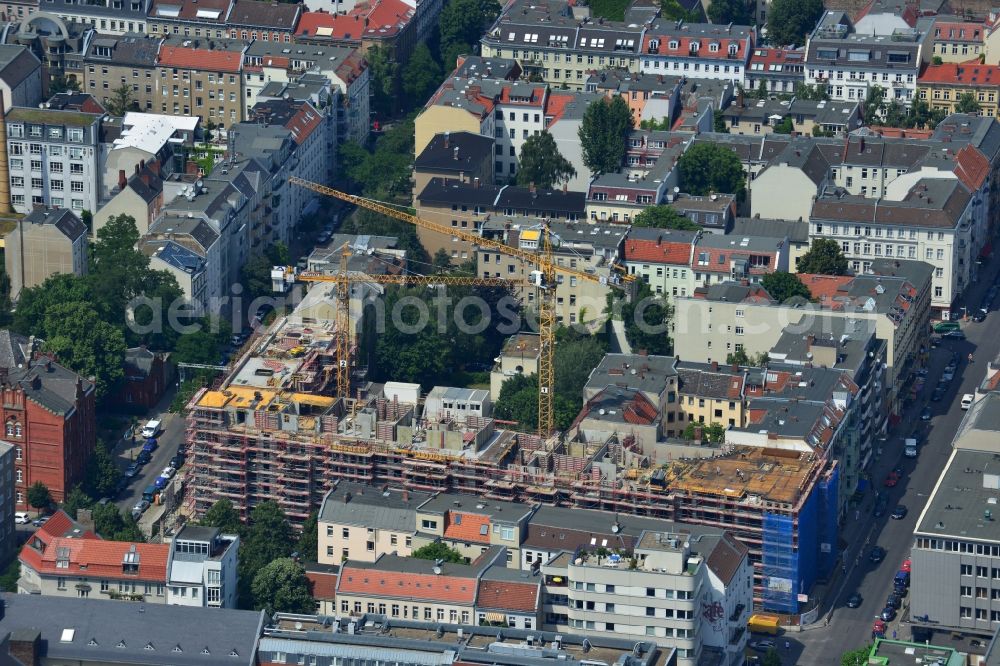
286 176 635 436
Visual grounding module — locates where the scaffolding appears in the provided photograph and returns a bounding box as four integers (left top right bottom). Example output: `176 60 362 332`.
761 513 798 614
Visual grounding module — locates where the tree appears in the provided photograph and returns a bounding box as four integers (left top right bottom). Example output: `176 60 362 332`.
106 84 138 116
516 131 576 189
956 92 981 114
618 282 672 355
48 73 80 94
713 109 729 133
632 206 702 230
433 248 453 272
682 421 726 442
754 80 769 100
402 43 442 104
677 142 746 201
43 301 126 400
366 45 399 117
411 541 464 563
27 482 51 511
763 648 783 666
761 272 811 303
727 349 768 366
863 85 887 125
766 0 823 46
296 512 319 562
798 238 849 275
932 55 943 65
200 498 243 535
61 485 93 519
707 0 750 26
84 441 123 499
841 646 871 666
794 83 830 101
92 501 144 541
439 0 500 70
241 243 290 301
251 558 316 614
772 116 794 134
578 96 634 175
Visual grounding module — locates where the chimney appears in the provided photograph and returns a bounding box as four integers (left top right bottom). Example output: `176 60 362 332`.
0 91 11 214
147 159 160 176
0 367 7 385
77 508 95 532
135 164 140 175
859 136 865 152
711 360 719 371
453 146 459 160
8 629 40 666
731 363 738 372
118 169 127 191
443 131 450 149
139 159 145 171
402 490 409 502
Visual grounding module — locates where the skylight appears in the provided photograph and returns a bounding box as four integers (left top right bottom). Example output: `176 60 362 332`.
60 629 75 643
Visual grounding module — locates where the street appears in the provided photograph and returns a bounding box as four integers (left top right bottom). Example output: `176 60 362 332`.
791 257 1000 664
113 411 186 518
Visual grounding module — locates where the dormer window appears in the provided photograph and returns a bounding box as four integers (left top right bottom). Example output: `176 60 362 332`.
728 43 738 55
689 41 700 53
668 40 679 50
709 42 719 52
122 545 140 574
94 45 112 58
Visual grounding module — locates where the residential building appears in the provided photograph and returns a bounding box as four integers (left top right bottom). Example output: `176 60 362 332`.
804 12 932 107
4 15 93 94
413 131 494 205
809 177 976 314
918 63 1000 117
46 0 150 35
730 217 811 270
623 226 701 300
141 238 208 305
18 511 170 601
317 483 432 564
4 208 87 300
154 35 247 132
479 0 645 90
100 111 198 200
424 387 491 421
413 494 534 565
82 32 161 113
0 0 36 24
0 442 14 563
585 68 681 124
931 18 985 63
490 332 540 398
867 639 965 665
746 139 833 223
414 178 585 262
911 392 1000 638
0 332 95 508
96 161 165 237
225 0 301 44
477 219 626 329
304 563 338 615
147 0 233 39
165 525 239 608
722 97 862 136
5 104 102 214
113 346 174 409
0 593 264 665
639 21 754 84
294 0 428 66
258 613 666 666
0 45 41 111
744 47 805 94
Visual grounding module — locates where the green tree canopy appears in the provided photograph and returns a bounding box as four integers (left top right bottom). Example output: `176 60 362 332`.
366 45 399 117
402 43 443 104
433 248 453 272
713 110 729 133
106 84 138 116
48 74 80 94
726 349 769 366
251 558 316 614
516 131 577 189
241 243 290 301
761 272 811 303
296 512 319 563
617 282 672 355
841 646 871 666
707 0 750 25
956 92 981 114
798 238 849 275
27 482 51 510
439 0 500 70
83 441 124 499
42 301 126 400
61 485 93 519
411 541 464 563
763 648 783 666
682 421 726 442
794 83 830 101
92 502 144 541
200 498 243 535
238 501 294 608
632 206 701 230
772 116 794 134
766 0 823 46
578 96 634 175
677 142 746 201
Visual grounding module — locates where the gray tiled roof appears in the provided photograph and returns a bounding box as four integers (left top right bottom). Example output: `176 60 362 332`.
0 45 38 89
319 481 432 530
0 331 94 415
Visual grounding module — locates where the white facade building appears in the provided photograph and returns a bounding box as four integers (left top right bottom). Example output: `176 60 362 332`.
165 525 239 609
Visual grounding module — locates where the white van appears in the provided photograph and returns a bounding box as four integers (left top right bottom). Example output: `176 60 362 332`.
140 419 162 438
15 511 29 524
961 394 975 410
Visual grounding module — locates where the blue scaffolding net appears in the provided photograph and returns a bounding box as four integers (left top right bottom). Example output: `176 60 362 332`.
762 512 798 613
818 466 840 579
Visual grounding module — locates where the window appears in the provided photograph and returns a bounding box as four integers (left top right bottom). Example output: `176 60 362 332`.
961 585 973 597
421 519 437 530
67 128 84 142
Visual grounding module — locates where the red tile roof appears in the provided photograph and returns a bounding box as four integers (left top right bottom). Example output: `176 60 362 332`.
933 21 984 42
954 144 990 191
799 273 854 305
747 47 804 69
625 237 692 264
641 33 748 61
284 101 324 146
444 512 491 544
158 45 243 72
477 579 539 613
919 62 1000 85
338 565 478 604
296 0 413 40
20 537 169 580
306 570 339 600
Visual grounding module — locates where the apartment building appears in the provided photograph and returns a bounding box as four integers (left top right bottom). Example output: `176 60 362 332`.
931 18 985 63
147 0 232 38
4 208 87 300
911 392 1000 638
804 12 932 106
722 97 862 136
0 442 14 564
317 484 431 564
0 46 42 111
490 332 540 398
639 21 754 84
413 131 494 203
100 111 197 200
225 0 301 43
918 63 1000 117
46 0 151 35
165 525 239 608
744 47 805 94
0 0 35 23
5 105 102 214
731 217 811 270
18 510 170 601
82 33 161 113
809 177 976 314
2 14 92 94
478 219 626 329
154 35 246 132
97 162 165 239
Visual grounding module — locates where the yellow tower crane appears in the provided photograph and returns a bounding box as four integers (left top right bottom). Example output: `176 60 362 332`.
287 176 634 436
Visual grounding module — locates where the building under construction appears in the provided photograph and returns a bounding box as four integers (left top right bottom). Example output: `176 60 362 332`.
186 313 838 612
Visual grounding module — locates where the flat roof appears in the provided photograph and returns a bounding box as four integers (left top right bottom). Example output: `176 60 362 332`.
669 447 825 506
915 446 1000 542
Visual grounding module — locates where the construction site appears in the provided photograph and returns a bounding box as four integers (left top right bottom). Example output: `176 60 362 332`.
184 304 840 612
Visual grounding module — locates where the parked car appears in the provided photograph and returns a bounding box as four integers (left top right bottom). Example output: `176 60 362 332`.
870 546 886 563
872 619 887 638
143 438 158 452
125 463 141 479
169 455 184 469
881 606 897 622
934 321 961 333
931 386 947 402
891 505 908 520
874 499 888 517
749 640 776 652
930 335 942 348
136 451 151 465
153 476 168 489
940 371 955 383
962 394 975 410
943 330 967 340
847 593 863 608
901 558 912 573
973 308 988 322
904 444 918 458
131 499 150 520
161 466 176 479
884 472 900 487
886 593 902 610
920 406 932 421
32 516 49 527
15 511 29 524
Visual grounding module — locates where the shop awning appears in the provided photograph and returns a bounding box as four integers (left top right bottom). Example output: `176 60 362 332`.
483 612 507 624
